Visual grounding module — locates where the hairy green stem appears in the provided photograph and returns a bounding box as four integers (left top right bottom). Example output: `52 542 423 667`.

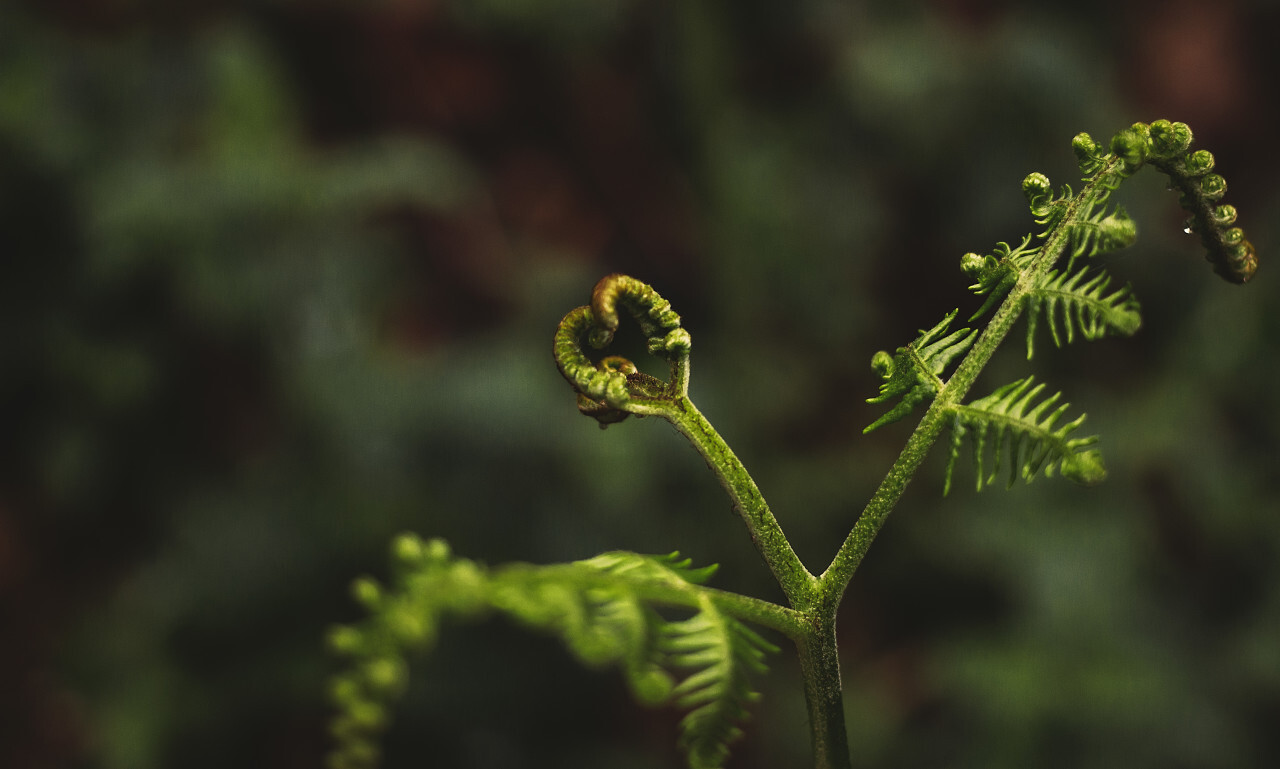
783 162 1123 767
664 395 818 609
659 393 856 767
648 157 1123 768
795 608 852 769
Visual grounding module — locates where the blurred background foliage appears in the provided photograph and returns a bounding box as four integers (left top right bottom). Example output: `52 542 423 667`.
1 0 1278 767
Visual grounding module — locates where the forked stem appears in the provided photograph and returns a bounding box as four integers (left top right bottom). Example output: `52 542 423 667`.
662 395 817 609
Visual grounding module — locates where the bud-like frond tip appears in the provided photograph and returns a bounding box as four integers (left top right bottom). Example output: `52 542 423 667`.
1142 119 1258 283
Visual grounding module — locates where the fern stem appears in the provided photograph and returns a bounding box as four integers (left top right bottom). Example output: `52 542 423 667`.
818 404 952 594
665 395 819 609
821 155 1125 598
796 608 852 769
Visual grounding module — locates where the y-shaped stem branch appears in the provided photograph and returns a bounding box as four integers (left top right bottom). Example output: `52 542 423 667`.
662 394 817 609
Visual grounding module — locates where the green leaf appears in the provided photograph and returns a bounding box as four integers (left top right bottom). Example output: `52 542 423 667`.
579 549 720 586
326 539 775 769
665 594 779 769
1064 204 1137 262
864 309 975 433
961 235 1038 321
944 377 1106 493
1023 265 1141 359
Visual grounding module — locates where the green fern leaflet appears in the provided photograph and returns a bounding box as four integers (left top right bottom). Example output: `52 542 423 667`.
943 376 1106 493
666 595 779 769
865 310 975 433
1023 265 1141 359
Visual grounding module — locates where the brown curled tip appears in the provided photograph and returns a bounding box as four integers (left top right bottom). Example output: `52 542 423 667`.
589 274 683 344
590 273 631 334
600 355 638 375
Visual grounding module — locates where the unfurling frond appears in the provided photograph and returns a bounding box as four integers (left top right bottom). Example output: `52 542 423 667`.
665 595 779 769
590 273 691 358
580 549 721 586
1023 266 1142 359
1075 120 1257 283
554 274 693 426
864 310 975 433
943 377 1106 494
961 235 1038 320
1022 171 1068 228
326 538 775 769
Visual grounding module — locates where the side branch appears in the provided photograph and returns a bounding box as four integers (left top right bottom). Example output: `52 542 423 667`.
819 156 1125 601
666 396 818 609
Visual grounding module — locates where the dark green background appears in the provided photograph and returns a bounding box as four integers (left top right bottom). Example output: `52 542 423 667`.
3 1 1278 767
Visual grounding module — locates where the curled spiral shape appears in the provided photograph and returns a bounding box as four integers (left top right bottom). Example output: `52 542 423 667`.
1069 120 1256 283
555 306 633 411
554 275 692 426
1022 172 1058 223
590 273 691 358
1145 119 1256 283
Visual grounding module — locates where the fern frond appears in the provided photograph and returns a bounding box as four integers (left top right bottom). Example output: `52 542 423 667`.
961 235 1038 320
943 377 1106 493
1022 172 1072 230
665 594 779 769
326 539 777 769
580 549 721 586
1022 265 1141 359
1063 204 1137 263
1142 120 1257 283
1075 120 1256 283
864 309 975 433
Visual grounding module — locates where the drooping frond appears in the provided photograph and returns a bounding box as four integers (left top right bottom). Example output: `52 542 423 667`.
864 310 975 433
1143 121 1257 283
1077 120 1257 283
1022 265 1142 359
326 538 777 769
664 594 779 769
943 377 1106 493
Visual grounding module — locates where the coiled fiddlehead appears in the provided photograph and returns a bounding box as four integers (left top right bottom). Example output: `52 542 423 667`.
332 119 1258 769
553 274 692 426
1081 119 1257 283
589 273 692 358
961 235 1038 320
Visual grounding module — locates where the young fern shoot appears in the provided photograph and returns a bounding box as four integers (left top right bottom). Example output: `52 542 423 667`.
327 120 1255 769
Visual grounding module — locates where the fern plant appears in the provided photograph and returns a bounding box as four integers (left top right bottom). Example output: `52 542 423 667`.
326 120 1256 769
